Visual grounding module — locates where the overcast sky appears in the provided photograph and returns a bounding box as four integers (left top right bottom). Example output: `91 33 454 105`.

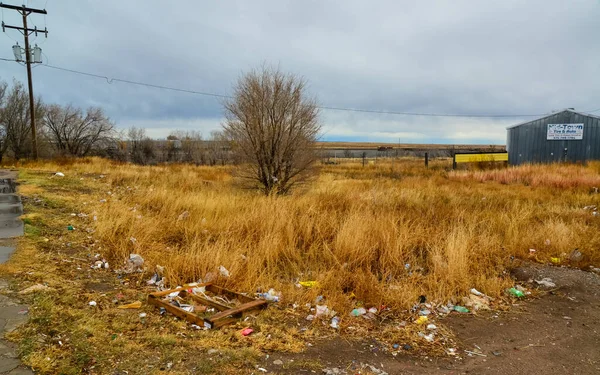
1 0 599 144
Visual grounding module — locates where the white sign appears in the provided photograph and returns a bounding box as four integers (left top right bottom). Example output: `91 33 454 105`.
547 123 584 140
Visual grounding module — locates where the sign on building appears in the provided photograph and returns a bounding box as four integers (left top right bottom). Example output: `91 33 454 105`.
547 123 584 140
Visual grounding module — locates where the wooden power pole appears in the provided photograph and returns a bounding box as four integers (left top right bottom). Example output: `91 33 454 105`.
1 3 48 160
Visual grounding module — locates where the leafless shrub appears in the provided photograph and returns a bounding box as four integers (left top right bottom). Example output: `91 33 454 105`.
223 66 320 195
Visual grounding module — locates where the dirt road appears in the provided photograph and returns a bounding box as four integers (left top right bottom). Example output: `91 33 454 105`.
264 264 600 375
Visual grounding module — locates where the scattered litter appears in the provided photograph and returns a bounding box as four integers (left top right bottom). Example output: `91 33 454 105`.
368 307 378 314
515 284 527 292
492 351 502 356
316 305 330 317
583 205 597 210
177 211 190 221
465 350 487 357
126 254 144 273
139 313 147 318
257 367 267 373
415 316 428 324
258 288 280 302
403 344 412 350
590 266 600 274
273 359 283 366
419 309 431 316
330 316 340 329
118 301 142 309
99 199 107 203
89 301 97 306
550 257 561 264
299 280 319 288
350 307 366 317
426 324 437 330
535 278 556 288
470 288 485 297
241 328 253 336
92 260 109 269
19 284 51 294
447 348 457 356
418 332 435 342
219 265 230 278
464 294 491 311
563 316 572 320
306 314 315 321
322 367 343 375
67 225 74 231
437 305 451 314
508 287 525 298
207 349 218 355
569 249 583 262
54 172 65 177
392 343 400 350
453 305 470 313
529 248 536 254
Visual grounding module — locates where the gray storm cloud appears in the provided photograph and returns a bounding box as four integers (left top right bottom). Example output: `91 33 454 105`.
0 0 598 143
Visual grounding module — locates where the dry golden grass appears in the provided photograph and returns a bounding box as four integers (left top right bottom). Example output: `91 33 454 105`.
2 157 599 374
15 157 600 314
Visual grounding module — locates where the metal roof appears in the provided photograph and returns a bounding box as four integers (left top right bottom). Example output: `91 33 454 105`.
506 109 600 129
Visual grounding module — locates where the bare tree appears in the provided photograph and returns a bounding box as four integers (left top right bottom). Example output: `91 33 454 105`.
223 66 320 194
127 126 156 165
1 80 43 160
44 104 116 157
206 130 230 166
171 130 203 164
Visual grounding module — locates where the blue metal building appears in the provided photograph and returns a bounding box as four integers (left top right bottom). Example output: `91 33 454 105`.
506 109 600 165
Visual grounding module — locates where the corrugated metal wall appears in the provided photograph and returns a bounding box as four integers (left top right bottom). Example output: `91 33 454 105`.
506 110 600 165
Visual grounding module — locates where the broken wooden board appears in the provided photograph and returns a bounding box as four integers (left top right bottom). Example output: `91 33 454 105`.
147 283 268 329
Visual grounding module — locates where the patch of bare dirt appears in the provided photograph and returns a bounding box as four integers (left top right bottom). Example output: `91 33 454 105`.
262 264 600 374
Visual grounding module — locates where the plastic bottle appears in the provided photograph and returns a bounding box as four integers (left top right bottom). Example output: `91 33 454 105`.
508 287 525 298
453 305 470 313
350 307 367 317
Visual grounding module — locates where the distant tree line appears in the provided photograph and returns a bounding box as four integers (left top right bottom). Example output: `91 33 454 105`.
0 78 233 165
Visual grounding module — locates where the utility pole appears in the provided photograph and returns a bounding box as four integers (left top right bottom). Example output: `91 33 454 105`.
1 3 48 160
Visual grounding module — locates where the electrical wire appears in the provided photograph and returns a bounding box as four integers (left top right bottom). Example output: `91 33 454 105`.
38 63 552 118
2 58 599 118
42 63 231 99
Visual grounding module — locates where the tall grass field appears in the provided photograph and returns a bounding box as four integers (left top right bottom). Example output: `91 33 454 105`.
19 158 600 313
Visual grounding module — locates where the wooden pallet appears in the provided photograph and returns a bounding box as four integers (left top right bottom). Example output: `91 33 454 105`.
147 283 268 329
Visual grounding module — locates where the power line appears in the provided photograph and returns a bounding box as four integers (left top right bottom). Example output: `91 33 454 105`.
42 63 230 99
3 58 600 118
41 64 546 118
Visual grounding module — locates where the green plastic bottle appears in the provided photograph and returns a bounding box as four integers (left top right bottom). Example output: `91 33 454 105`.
453 305 470 313
508 287 525 298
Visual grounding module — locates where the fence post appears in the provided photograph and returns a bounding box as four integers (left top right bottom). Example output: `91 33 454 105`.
453 154 457 170
362 152 366 167
425 152 429 168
